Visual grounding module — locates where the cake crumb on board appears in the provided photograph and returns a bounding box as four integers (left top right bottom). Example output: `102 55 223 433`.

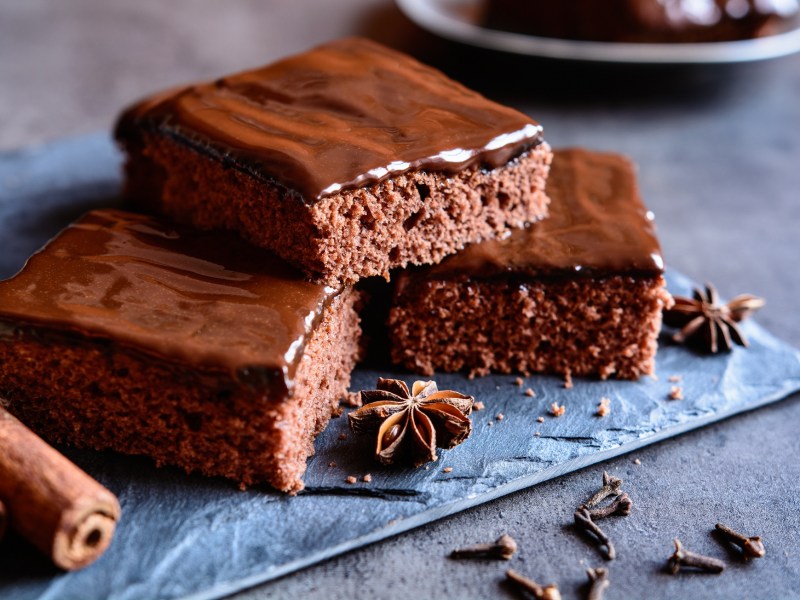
596 397 611 417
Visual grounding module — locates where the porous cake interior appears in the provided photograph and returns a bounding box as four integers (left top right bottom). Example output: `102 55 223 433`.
389 275 671 380
123 135 551 285
0 292 361 494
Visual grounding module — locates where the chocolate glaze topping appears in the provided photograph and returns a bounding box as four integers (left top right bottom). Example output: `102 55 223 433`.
115 37 543 202
420 148 665 281
0 210 341 395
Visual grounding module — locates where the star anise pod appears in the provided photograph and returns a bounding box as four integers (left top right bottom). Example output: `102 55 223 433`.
663 283 764 353
348 378 474 467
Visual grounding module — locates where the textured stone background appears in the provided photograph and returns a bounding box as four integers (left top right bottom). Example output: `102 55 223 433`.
1 1 799 598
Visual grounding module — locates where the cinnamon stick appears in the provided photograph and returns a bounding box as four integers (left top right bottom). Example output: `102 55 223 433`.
0 406 121 570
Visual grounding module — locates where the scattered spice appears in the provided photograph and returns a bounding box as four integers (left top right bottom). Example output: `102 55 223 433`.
536 416 545 423
0 408 121 570
505 569 561 600
668 375 682 383
595 397 611 417
443 467 453 473
663 283 765 353
474 401 485 411
345 475 357 484
328 461 337 468
348 378 474 467
586 472 623 507
563 373 573 389
549 402 566 417
515 377 524 387
668 386 684 401
668 538 725 574
525 388 536 397
338 433 348 441
585 493 632 520
574 507 616 560
574 472 629 560
585 567 610 600
496 413 505 421
362 474 372 483
715 523 765 558
450 533 518 560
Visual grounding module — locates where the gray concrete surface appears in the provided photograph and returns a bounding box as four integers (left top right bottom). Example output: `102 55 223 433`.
1 1 799 598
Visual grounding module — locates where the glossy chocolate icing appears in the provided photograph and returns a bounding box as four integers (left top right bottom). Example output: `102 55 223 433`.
420 148 665 281
115 37 543 202
0 210 341 394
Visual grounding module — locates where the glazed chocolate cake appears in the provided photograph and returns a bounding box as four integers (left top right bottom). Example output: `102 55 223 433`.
0 210 361 493
484 0 799 43
115 37 552 285
389 149 673 380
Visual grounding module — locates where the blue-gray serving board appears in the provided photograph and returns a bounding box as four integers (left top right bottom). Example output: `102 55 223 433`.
1 134 799 600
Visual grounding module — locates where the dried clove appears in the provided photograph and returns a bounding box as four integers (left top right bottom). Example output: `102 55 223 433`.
585 472 623 507
668 538 725 574
505 569 561 600
450 533 518 560
715 523 765 559
585 567 610 600
575 507 616 560
584 493 633 520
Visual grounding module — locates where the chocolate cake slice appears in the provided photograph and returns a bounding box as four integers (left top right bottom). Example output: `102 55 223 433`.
0 210 361 493
389 148 673 380
115 37 552 285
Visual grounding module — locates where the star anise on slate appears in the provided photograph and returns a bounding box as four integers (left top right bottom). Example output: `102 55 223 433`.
348 378 474 467
663 283 764 353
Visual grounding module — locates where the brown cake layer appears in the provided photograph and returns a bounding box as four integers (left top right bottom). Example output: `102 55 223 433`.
484 0 798 43
0 210 362 493
389 148 673 380
115 37 552 284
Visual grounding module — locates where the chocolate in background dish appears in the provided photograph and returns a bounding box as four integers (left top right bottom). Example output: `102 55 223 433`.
483 0 799 43
417 148 665 281
0 210 341 392
115 37 544 202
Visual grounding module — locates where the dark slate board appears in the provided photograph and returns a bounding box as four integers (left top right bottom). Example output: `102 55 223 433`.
1 134 799 600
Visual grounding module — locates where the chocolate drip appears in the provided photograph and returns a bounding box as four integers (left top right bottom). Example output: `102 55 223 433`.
421 148 665 281
0 210 341 394
115 37 543 202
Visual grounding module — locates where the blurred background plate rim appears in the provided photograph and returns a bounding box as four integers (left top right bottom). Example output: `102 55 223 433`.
396 0 800 64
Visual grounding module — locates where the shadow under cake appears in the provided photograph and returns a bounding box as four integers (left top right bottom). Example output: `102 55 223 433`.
115 37 552 285
0 210 361 494
389 148 673 380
